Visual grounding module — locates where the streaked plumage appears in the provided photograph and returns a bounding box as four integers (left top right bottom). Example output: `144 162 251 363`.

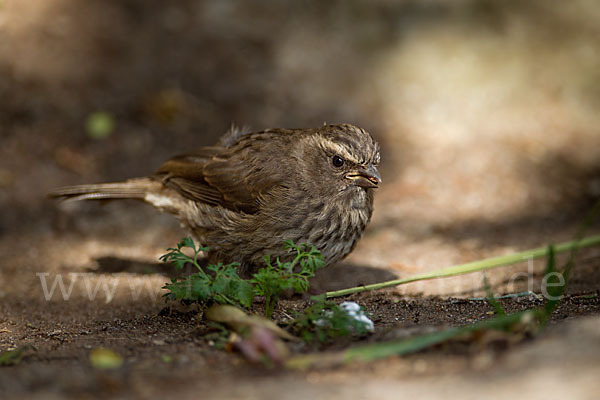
49 124 381 273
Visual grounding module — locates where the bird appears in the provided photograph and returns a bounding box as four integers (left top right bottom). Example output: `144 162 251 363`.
49 123 381 274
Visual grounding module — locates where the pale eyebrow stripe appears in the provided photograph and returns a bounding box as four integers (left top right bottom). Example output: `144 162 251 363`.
320 140 358 163
308 134 377 165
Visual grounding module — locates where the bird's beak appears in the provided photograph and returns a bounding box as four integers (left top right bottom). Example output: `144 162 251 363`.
345 164 382 188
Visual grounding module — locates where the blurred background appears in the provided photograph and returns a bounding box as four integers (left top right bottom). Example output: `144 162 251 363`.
1 1 600 398
1 0 599 295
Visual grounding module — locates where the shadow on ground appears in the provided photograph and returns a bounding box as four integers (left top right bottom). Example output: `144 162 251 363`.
89 255 398 294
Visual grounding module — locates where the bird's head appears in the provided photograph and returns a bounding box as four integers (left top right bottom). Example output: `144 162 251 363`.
303 124 381 194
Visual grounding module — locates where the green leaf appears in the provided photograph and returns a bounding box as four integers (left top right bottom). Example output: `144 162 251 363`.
162 238 324 316
191 277 212 300
211 274 229 294
233 280 255 308
180 236 197 250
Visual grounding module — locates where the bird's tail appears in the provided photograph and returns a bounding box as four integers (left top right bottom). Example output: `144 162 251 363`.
48 178 161 202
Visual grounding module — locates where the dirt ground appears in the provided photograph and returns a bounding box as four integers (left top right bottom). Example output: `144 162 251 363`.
1 1 600 399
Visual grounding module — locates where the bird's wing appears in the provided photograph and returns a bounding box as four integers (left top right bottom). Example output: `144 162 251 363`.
154 131 294 214
154 146 226 206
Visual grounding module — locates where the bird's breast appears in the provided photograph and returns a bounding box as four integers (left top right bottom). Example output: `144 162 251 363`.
305 187 373 265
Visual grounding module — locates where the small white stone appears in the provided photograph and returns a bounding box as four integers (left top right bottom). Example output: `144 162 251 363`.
340 301 374 332
340 301 361 313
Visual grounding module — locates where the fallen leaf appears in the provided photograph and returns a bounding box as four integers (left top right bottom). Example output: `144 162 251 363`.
206 305 296 364
205 305 297 341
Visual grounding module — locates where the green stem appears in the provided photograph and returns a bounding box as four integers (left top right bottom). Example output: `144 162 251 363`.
288 253 303 271
193 249 200 272
326 234 600 298
264 294 275 318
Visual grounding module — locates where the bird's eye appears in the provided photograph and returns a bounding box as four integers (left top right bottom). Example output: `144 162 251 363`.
331 155 344 168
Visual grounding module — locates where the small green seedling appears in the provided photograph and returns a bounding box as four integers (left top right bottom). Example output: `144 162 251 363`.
161 238 254 308
251 240 325 318
161 238 325 317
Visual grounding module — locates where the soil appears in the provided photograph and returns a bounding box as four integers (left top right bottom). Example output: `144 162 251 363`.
1 276 599 399
1 1 600 399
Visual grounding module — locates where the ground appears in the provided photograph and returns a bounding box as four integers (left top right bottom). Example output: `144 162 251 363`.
1 1 600 399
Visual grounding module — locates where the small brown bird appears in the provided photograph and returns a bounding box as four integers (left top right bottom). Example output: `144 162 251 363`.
50 124 381 273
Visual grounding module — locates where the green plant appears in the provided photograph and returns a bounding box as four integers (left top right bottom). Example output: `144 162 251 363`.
161 238 324 316
161 237 254 308
292 295 373 343
251 240 325 318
